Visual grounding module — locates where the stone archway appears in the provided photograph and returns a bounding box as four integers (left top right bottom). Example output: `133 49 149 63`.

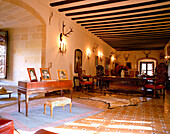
1 0 46 67
0 0 46 82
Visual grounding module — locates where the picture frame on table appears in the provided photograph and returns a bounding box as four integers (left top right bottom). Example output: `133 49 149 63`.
27 68 38 82
40 68 51 80
57 69 68 80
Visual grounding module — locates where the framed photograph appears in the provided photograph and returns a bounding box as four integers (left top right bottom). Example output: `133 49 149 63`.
57 69 68 80
40 68 51 80
27 68 38 82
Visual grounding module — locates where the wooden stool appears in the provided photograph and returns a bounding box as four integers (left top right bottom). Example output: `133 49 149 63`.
44 97 72 117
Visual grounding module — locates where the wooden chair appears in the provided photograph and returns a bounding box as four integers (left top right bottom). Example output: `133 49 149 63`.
130 71 134 77
144 63 167 98
78 65 94 93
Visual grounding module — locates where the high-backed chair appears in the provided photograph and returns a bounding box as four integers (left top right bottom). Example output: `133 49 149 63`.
96 65 107 89
144 63 167 98
78 65 94 93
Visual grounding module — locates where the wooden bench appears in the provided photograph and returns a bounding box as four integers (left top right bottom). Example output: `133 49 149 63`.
0 91 13 98
44 97 72 117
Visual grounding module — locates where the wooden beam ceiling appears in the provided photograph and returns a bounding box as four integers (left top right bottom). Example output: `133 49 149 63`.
50 0 170 51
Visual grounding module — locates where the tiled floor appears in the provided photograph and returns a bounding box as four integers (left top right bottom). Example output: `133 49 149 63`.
1 86 170 134
42 89 170 134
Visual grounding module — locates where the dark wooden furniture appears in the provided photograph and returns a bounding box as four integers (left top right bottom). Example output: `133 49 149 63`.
144 62 167 98
100 76 145 96
77 65 94 93
0 91 13 98
18 80 73 116
73 75 92 90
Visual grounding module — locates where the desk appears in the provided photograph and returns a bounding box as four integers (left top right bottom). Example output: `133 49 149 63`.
100 76 145 96
18 80 73 116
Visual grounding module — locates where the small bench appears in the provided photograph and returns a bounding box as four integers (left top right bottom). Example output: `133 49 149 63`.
0 91 13 98
44 97 72 117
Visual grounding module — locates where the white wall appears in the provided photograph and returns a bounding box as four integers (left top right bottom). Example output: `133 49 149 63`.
2 0 115 83
23 0 116 80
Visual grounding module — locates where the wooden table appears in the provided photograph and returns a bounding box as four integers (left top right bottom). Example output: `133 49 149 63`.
100 76 145 96
17 80 73 116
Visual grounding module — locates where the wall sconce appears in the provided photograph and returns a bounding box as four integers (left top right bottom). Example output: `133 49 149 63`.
98 51 103 61
59 21 73 53
111 56 115 61
110 52 116 62
59 33 67 53
86 49 91 59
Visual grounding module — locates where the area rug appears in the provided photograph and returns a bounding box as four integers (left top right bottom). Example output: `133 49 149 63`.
0 101 103 132
0 92 41 108
79 95 146 109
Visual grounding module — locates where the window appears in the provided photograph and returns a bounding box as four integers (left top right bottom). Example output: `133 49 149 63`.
0 31 8 79
140 62 154 76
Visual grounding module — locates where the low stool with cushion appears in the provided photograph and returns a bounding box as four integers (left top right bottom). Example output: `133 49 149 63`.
44 97 72 117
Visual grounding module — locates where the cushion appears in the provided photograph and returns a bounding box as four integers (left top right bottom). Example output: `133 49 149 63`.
0 87 7 94
80 81 93 85
145 84 165 90
0 118 14 134
45 97 71 106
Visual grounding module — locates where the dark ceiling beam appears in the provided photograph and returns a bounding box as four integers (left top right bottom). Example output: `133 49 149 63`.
72 4 170 20
102 37 170 41
92 27 170 35
58 0 127 12
50 0 85 7
96 33 170 39
115 47 164 51
89 22 170 32
81 14 170 26
95 29 170 36
66 0 170 16
77 9 170 23
85 18 170 29
101 35 170 39
89 24 170 33
87 22 170 31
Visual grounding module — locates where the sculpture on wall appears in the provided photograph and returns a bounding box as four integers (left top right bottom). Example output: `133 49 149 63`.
143 50 151 58
124 53 129 61
61 21 73 37
92 43 98 52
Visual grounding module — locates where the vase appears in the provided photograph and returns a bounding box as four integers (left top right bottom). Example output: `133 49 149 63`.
121 70 125 77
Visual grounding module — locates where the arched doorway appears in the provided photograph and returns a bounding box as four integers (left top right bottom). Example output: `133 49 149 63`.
0 0 46 82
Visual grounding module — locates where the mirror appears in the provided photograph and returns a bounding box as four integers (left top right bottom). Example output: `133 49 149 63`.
74 49 82 73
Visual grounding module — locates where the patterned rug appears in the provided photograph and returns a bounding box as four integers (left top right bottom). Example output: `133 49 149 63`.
79 95 147 109
0 101 103 133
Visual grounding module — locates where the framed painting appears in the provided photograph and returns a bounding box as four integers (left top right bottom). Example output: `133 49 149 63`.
126 62 131 69
40 68 51 80
27 68 38 82
95 56 98 66
74 49 82 73
57 69 68 80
